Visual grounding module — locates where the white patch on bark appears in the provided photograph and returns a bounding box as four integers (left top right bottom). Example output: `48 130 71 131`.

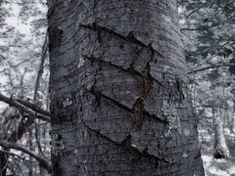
183 128 190 136
182 153 188 158
162 100 181 136
162 15 171 23
74 148 78 154
77 57 85 68
63 97 73 107
131 144 137 148
131 131 146 152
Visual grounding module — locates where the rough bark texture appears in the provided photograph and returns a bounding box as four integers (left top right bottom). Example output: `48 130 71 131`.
48 0 204 175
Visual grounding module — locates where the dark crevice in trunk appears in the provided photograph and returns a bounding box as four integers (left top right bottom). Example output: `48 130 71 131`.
82 54 166 89
132 98 145 132
80 118 170 164
80 23 164 58
85 87 169 125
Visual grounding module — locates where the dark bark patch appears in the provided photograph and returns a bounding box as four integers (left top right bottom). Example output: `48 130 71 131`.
139 44 156 98
56 134 62 141
48 27 63 52
80 23 164 59
154 159 159 168
175 79 185 101
132 98 144 132
51 153 62 176
141 62 153 98
121 134 132 148
128 46 141 70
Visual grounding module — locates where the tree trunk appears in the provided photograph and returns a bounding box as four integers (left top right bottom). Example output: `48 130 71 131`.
213 107 230 159
230 117 234 133
230 99 235 133
48 0 204 175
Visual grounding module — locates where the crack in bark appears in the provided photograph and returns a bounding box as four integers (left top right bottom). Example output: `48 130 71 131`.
83 54 142 77
82 54 166 89
80 118 170 165
131 44 156 131
80 27 167 132
141 61 153 98
131 98 144 132
80 23 170 150
84 88 169 125
80 23 164 58
175 79 185 102
128 46 143 71
83 51 160 132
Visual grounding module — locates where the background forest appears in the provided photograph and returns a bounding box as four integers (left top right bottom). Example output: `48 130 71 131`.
0 0 234 175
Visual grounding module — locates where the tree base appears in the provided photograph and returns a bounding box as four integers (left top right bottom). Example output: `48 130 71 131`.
214 148 230 159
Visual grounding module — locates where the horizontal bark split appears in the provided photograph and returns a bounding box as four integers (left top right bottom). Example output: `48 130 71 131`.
82 54 166 90
80 23 164 58
84 88 169 125
80 118 170 165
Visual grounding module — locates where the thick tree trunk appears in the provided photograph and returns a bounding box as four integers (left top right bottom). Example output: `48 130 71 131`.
48 0 204 175
213 107 230 159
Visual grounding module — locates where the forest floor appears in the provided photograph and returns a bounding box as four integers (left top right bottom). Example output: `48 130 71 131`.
199 128 235 176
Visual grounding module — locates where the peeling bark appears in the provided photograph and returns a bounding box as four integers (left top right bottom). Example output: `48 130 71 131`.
48 0 204 175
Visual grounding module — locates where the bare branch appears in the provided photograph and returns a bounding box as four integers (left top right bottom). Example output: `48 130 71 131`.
188 63 233 74
0 149 24 160
0 141 51 172
15 98 50 117
0 27 14 37
0 93 50 122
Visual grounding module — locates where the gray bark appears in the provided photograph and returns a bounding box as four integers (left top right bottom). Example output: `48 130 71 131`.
48 0 205 175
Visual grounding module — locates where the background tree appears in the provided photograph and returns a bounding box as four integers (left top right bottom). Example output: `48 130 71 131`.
178 0 235 175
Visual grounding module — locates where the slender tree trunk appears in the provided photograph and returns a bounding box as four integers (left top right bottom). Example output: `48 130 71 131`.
34 33 48 176
230 99 235 133
213 107 230 159
230 117 234 133
48 0 204 175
